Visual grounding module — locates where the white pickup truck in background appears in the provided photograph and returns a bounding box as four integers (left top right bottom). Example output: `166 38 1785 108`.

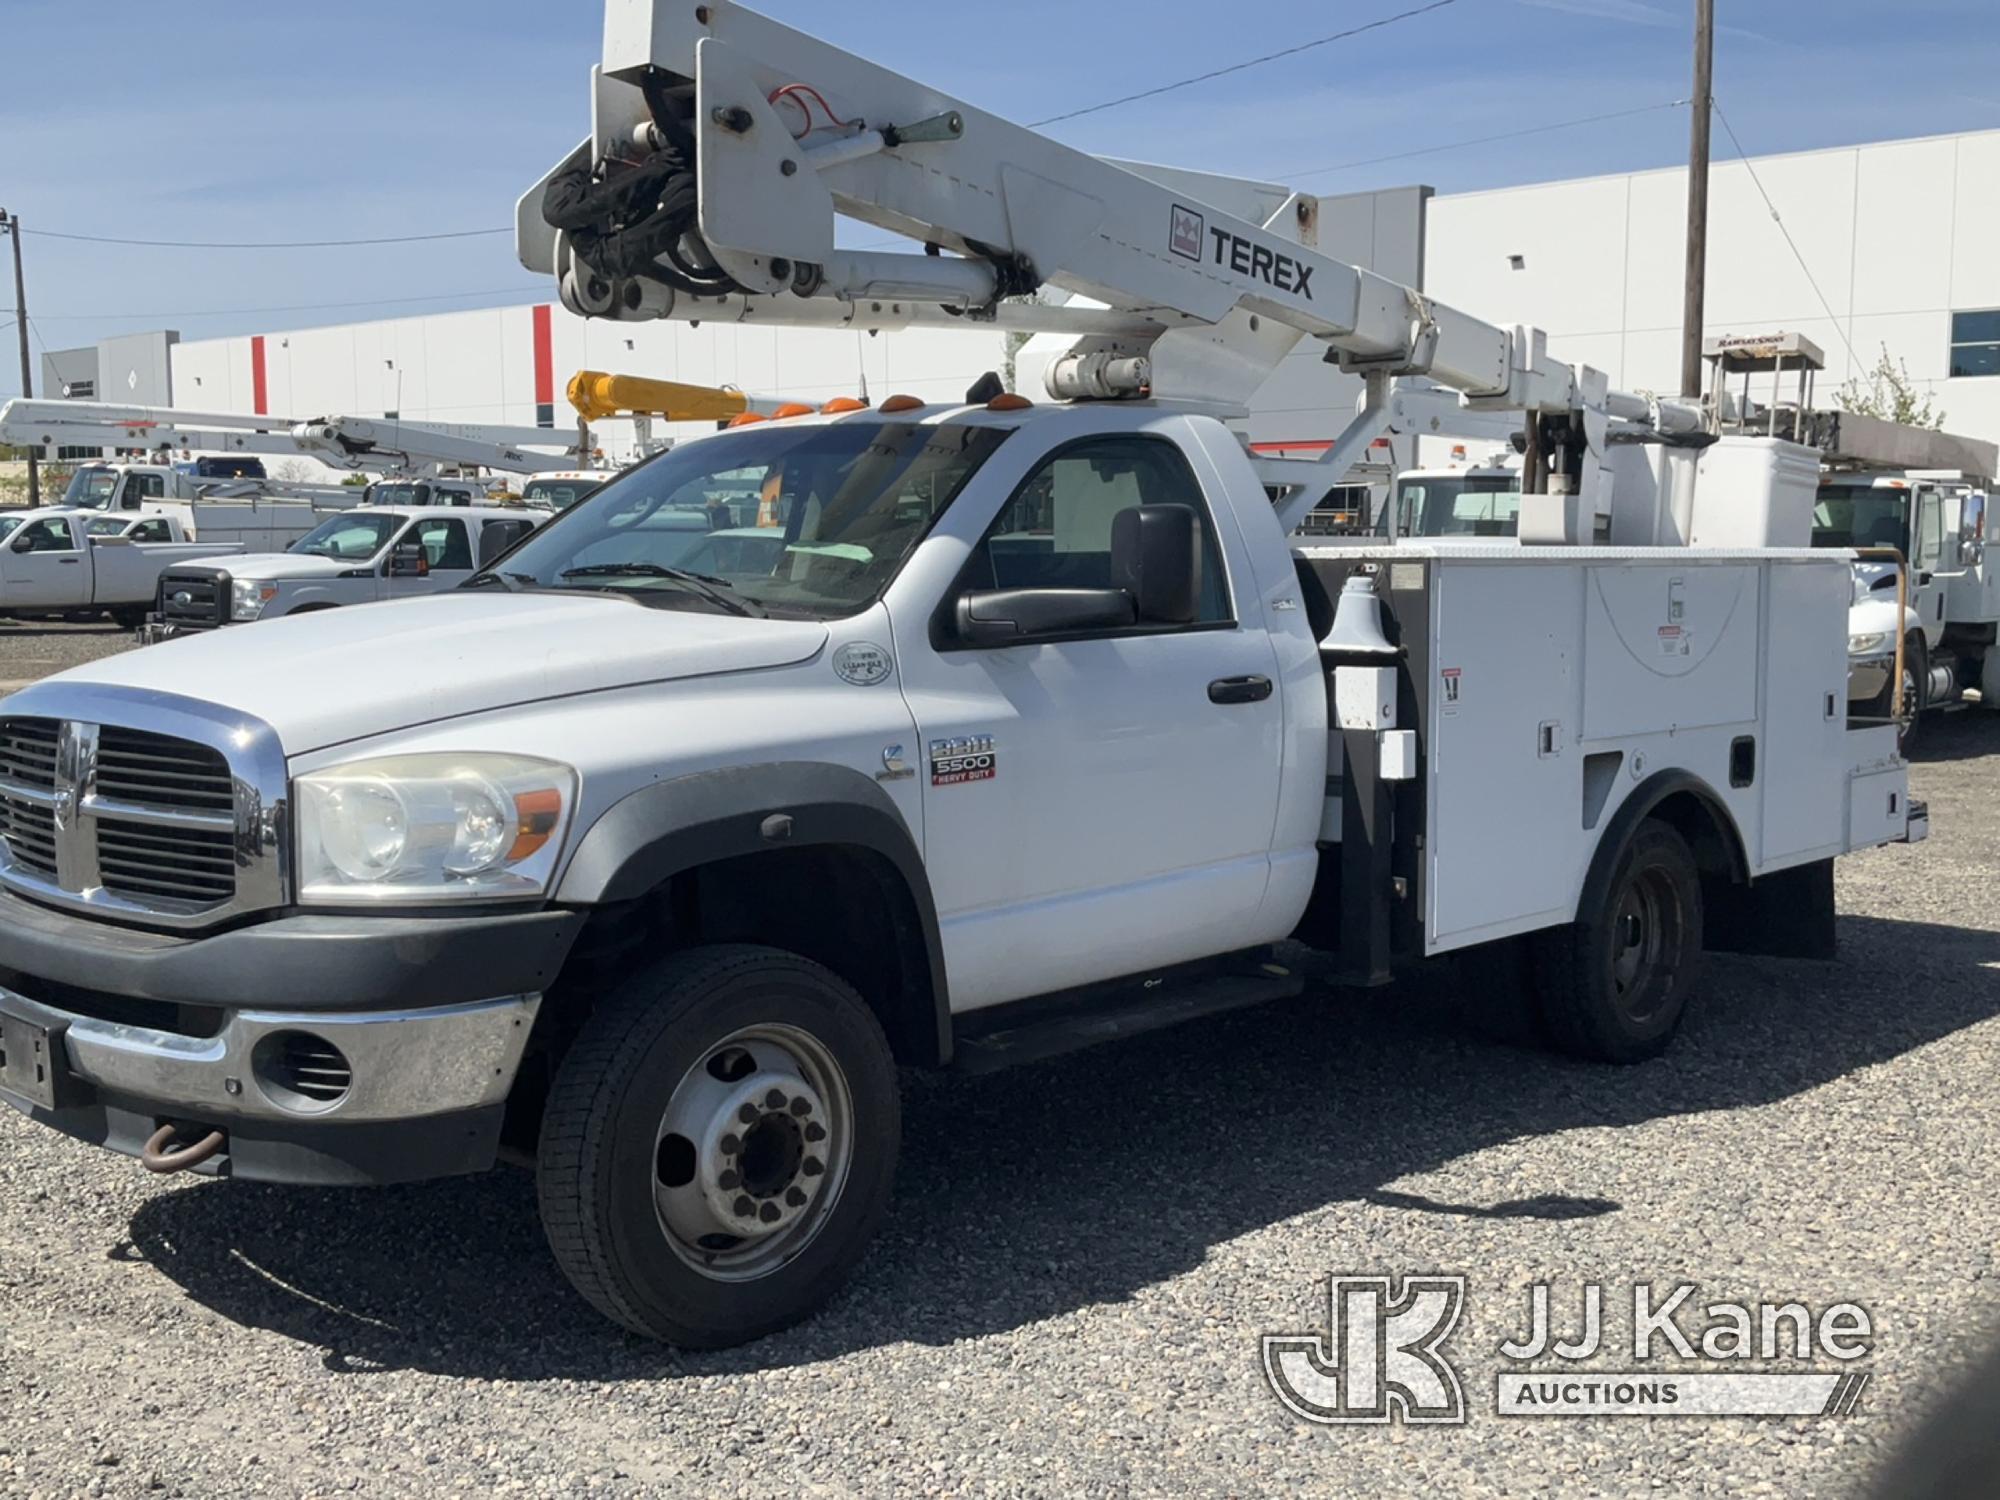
142 505 545 639
0 509 245 628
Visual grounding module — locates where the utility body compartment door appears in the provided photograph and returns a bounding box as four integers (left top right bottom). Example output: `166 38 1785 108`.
1425 560 1584 950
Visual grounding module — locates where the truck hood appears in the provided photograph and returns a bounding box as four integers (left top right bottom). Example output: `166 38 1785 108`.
168 553 356 582
45 592 831 753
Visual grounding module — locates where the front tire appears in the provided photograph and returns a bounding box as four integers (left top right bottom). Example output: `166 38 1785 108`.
536 944 900 1347
1531 819 1704 1063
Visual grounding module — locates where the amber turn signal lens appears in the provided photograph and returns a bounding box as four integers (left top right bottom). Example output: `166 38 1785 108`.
510 789 565 862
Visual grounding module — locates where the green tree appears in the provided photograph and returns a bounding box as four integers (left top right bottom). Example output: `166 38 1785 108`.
1836 345 1945 431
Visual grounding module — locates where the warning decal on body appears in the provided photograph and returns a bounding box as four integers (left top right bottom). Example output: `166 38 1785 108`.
1441 668 1463 715
930 735 997 787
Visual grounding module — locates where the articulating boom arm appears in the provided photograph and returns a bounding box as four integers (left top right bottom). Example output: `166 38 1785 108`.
519 0 1706 528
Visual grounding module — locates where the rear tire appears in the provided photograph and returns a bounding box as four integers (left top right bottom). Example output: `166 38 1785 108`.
1530 819 1704 1064
535 943 900 1348
109 607 146 631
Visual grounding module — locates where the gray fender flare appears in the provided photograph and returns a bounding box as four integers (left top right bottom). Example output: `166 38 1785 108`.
556 762 950 1060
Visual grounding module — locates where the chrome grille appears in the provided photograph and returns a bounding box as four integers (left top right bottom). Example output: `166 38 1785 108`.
156 570 228 632
0 719 61 881
0 718 59 787
96 821 238 905
0 692 286 931
96 727 234 813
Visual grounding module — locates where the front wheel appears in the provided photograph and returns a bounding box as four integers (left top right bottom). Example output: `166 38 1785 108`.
536 944 900 1347
1531 819 1704 1063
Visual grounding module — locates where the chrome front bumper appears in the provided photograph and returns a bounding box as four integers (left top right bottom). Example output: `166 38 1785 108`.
0 988 538 1125
1848 653 1894 705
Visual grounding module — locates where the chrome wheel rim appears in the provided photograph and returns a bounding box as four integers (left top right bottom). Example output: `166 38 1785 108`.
651 1023 854 1283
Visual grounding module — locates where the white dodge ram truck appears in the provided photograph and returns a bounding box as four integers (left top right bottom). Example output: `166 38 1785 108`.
142 505 544 639
0 401 1921 1347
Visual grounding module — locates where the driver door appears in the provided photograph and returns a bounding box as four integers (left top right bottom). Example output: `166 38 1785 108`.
3 517 90 607
892 429 1286 1013
1911 485 1953 645
387 516 475 597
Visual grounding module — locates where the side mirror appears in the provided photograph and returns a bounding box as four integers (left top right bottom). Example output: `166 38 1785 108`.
9 533 32 554
387 540 430 578
1111 504 1201 624
955 588 1136 647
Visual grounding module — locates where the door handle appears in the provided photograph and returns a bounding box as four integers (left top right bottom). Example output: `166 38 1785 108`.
57 557 80 565
1208 675 1273 705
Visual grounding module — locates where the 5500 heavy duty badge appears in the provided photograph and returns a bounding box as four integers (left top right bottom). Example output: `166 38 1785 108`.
929 735 997 787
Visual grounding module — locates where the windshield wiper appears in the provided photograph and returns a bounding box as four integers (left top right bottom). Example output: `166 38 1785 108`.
558 564 765 618
462 570 538 593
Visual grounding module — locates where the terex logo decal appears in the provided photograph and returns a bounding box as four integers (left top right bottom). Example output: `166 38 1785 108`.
1169 203 1206 261
1169 202 1313 298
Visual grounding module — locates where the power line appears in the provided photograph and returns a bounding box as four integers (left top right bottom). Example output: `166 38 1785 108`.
1028 0 1463 127
1271 99 1689 181
1710 98 1860 368
29 286 551 322
25 226 510 250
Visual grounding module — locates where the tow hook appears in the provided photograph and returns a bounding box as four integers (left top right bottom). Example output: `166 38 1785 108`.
141 1123 227 1176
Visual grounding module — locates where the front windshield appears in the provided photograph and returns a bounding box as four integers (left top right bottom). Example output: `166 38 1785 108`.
522 479 601 512
1394 475 1524 537
62 468 119 510
289 512 403 560
0 517 20 543
480 421 1013 619
1814 486 1909 550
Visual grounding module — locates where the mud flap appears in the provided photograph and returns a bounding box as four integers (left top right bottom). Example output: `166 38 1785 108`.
1705 857 1836 960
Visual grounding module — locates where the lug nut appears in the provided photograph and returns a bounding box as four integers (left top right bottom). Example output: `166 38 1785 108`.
790 1097 811 1117
765 1089 786 1109
734 1195 755 1217
803 1122 827 1143
718 1169 740 1190
738 1103 758 1124
759 1202 781 1224
802 1157 824 1177
785 1187 807 1208
721 1133 741 1154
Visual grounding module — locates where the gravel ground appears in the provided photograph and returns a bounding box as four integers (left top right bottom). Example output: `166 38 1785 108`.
1 626 1997 1498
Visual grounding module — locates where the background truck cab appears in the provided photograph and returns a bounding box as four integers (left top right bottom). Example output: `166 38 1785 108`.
144 505 544 638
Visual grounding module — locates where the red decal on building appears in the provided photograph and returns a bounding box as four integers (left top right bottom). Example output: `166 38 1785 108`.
532 304 554 407
250 335 268 416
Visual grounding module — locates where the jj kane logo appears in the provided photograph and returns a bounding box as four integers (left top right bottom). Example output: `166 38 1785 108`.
1263 1274 1876 1426
929 735 997 787
1264 1276 1468 1425
1168 202 1315 300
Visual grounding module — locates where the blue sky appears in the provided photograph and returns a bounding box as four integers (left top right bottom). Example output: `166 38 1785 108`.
2 0 1997 398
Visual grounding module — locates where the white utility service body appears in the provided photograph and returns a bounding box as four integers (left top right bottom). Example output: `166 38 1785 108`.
0 508 245 623
141 505 545 639
0 0 1926 1352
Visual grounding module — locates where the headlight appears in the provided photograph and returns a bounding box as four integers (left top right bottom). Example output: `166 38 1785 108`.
231 578 277 621
1848 631 1891 657
295 753 575 903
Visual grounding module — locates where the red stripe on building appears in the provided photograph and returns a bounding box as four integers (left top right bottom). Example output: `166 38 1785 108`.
532 304 554 407
250 335 268 416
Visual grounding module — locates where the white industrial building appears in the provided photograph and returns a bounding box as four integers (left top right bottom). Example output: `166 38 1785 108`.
38 125 2000 473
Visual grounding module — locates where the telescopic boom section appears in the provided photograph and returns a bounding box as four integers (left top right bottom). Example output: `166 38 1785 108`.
518 0 1704 516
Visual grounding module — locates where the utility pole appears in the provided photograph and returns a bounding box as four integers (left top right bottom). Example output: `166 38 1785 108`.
1679 0 1715 399
0 210 38 506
